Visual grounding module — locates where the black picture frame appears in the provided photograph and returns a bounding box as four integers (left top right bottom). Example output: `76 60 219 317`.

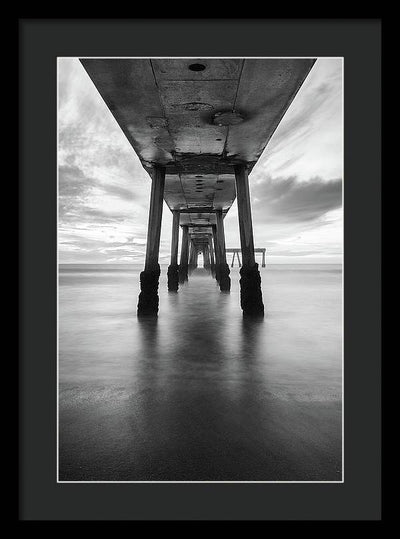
19 18 381 521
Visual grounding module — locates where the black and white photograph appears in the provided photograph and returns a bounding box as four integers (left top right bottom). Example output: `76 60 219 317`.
57 57 343 483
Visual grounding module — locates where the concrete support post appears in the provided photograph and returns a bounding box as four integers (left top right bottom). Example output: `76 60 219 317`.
208 235 215 276
212 225 220 282
234 163 264 316
262 249 266 268
203 244 211 272
188 241 193 271
188 240 196 274
167 210 180 291
178 225 189 283
215 210 231 291
137 165 165 316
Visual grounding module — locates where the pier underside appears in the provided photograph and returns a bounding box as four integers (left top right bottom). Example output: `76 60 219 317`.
81 58 316 314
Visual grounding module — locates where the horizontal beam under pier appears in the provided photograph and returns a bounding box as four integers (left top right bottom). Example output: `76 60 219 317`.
226 248 266 253
176 208 217 214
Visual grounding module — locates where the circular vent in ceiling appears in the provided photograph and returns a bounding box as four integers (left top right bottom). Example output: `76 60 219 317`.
212 111 245 126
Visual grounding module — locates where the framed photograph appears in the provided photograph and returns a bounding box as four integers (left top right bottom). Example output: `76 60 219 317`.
19 19 381 521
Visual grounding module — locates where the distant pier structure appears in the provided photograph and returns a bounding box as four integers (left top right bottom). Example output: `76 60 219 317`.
226 248 266 268
80 58 315 316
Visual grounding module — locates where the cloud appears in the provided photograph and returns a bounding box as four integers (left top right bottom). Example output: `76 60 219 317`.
267 84 329 151
253 59 343 183
59 164 139 225
251 175 342 224
266 61 342 156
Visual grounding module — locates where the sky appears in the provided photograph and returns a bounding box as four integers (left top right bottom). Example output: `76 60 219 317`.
58 58 343 265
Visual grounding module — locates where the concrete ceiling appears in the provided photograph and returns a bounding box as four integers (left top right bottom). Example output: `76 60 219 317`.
80 58 316 230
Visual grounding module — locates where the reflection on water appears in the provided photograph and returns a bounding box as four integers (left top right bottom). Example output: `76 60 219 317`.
59 264 342 481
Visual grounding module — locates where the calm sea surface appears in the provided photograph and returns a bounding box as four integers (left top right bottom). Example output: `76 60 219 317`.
59 263 342 481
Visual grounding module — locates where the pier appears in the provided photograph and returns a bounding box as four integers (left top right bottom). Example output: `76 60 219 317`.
58 56 344 484
80 59 315 316
226 248 266 268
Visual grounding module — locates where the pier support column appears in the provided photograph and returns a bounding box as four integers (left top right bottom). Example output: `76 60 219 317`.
188 237 195 275
178 225 189 283
215 210 231 291
193 244 199 270
167 210 180 292
203 244 211 272
208 235 215 276
137 165 165 316
262 249 266 268
234 164 264 316
212 225 220 282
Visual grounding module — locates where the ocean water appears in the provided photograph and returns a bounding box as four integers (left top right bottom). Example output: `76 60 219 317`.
58 263 342 481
